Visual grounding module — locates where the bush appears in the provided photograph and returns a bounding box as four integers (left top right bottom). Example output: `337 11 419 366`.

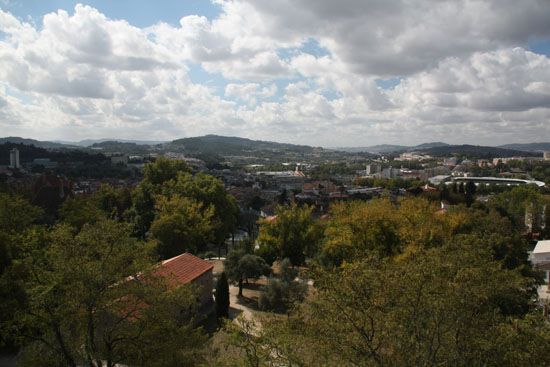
259 259 307 313
259 278 287 313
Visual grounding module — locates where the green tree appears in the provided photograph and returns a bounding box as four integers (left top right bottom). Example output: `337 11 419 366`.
241 242 549 366
465 181 476 207
13 220 206 367
164 172 238 254
256 204 320 266
225 250 271 297
0 193 43 349
59 185 133 230
488 185 546 232
143 156 191 186
59 194 105 229
150 195 215 258
129 158 191 237
215 272 230 319
258 258 307 314
321 199 401 266
129 180 157 238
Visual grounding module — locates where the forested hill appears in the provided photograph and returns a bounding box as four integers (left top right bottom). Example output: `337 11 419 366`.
339 142 449 153
166 135 318 155
497 142 550 152
419 144 541 158
90 141 152 154
0 142 107 165
0 137 75 150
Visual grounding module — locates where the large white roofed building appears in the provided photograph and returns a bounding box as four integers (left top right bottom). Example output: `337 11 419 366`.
531 240 550 283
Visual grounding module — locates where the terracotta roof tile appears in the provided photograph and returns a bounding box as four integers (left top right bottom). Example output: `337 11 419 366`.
154 253 213 287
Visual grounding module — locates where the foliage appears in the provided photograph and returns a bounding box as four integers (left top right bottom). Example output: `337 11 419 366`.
256 204 321 266
0 193 43 349
215 272 230 319
59 194 106 229
163 172 238 246
224 249 271 296
129 180 157 238
258 259 307 314
235 242 549 366
151 195 215 258
488 185 547 232
321 199 401 266
12 219 206 367
129 158 237 249
59 185 134 230
464 180 476 206
142 156 191 186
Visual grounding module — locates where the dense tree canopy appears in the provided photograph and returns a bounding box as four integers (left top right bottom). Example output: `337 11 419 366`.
12 220 206 367
151 195 215 258
163 172 238 247
223 242 550 366
256 204 321 266
129 158 238 255
0 193 44 350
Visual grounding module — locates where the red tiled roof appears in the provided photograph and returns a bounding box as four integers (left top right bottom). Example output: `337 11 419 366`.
264 215 278 222
154 253 213 287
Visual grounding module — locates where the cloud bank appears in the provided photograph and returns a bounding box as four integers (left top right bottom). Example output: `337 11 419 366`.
0 1 549 145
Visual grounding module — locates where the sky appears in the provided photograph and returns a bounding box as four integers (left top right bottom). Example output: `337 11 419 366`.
0 0 550 147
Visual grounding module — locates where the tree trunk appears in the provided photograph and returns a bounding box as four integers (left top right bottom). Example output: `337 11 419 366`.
238 278 243 297
52 322 77 367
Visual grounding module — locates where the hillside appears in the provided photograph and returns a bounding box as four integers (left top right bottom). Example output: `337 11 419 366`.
413 142 450 150
339 142 449 153
89 141 154 154
419 144 541 159
71 139 166 147
497 142 550 152
167 135 317 156
0 142 107 166
338 144 408 153
0 137 75 150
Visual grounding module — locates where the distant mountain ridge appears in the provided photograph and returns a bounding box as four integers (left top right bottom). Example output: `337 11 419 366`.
419 144 540 159
167 134 318 155
0 137 76 149
339 142 449 153
338 141 549 156
497 142 550 152
55 139 166 147
1 136 548 158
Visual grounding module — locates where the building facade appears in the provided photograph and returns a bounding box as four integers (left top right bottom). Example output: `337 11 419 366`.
9 148 20 169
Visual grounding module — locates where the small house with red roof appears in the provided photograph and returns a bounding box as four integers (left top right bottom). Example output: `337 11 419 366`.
155 253 214 309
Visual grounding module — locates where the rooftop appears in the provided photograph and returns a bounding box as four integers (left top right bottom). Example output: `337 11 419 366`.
155 253 213 287
533 240 550 254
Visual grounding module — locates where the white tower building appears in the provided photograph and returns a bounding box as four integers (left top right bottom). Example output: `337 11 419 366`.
9 148 20 169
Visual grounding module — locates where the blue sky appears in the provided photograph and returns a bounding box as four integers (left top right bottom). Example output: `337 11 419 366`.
0 0 549 146
2 0 222 27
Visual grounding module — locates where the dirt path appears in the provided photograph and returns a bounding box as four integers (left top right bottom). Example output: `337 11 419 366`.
228 284 255 322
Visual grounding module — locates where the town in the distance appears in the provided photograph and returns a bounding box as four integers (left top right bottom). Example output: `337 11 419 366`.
1 134 550 366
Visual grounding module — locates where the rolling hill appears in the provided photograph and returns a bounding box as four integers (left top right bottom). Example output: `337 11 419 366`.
497 142 550 152
166 135 318 155
418 145 541 158
338 142 449 153
0 137 76 150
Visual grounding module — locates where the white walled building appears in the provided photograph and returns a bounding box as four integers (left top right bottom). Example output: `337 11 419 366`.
366 164 381 175
9 148 20 169
531 240 550 283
